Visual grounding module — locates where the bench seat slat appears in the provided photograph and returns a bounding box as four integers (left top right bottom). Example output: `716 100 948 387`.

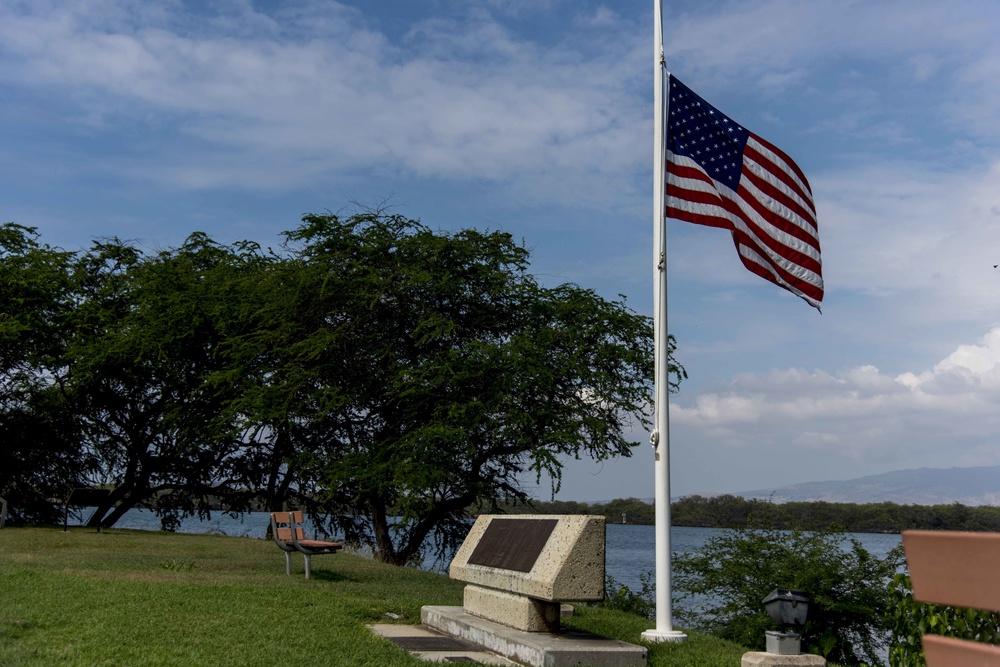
295 539 343 550
922 635 1000 667
903 531 1000 611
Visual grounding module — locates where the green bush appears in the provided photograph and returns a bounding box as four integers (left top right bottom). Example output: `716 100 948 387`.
596 573 655 620
673 526 905 666
887 573 1000 666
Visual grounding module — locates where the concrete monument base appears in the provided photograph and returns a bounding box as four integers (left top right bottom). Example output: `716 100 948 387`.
422 605 647 667
464 584 561 632
741 652 827 666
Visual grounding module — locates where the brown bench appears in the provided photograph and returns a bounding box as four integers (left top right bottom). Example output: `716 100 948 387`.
902 530 1000 666
269 511 343 579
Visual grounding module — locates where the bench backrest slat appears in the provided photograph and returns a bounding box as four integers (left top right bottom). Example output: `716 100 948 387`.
903 530 1000 612
270 511 306 542
922 635 1000 665
275 526 306 541
903 530 1000 667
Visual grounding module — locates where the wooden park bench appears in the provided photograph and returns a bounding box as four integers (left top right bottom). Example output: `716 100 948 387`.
269 511 343 579
902 530 1000 666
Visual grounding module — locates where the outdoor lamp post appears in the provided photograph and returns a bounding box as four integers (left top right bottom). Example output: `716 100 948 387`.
742 590 824 666
762 589 810 655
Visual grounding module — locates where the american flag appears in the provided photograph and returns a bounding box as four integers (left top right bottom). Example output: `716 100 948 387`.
665 74 824 310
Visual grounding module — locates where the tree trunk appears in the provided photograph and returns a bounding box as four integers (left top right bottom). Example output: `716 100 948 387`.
98 492 143 528
369 494 401 565
392 491 479 565
86 483 132 528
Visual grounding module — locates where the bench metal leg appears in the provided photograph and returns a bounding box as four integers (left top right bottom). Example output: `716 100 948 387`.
285 551 292 575
304 554 312 579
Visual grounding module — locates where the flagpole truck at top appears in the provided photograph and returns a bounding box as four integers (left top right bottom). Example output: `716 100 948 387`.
642 0 687 644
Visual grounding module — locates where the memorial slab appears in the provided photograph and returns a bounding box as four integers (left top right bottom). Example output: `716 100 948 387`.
450 514 606 608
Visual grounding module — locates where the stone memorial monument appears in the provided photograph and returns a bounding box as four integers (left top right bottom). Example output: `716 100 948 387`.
422 514 647 667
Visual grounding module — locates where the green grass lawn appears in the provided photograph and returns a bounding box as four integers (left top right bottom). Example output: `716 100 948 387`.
0 527 750 666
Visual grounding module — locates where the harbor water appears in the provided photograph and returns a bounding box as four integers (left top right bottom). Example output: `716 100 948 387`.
87 508 903 593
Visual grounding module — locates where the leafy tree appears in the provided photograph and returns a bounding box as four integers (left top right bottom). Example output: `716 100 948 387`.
68 235 250 529
601 497 655 524
669 496 1000 533
674 526 905 666
263 212 680 565
205 243 339 525
0 224 88 523
0 387 88 524
671 494 777 528
1 213 683 550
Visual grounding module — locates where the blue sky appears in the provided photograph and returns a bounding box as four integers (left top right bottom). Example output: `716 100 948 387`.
4 0 1000 502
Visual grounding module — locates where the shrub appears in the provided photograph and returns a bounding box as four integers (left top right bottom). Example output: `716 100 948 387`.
673 526 905 666
887 573 1000 667
595 573 655 619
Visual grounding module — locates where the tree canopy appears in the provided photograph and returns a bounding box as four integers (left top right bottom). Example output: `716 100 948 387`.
0 224 88 523
0 213 683 565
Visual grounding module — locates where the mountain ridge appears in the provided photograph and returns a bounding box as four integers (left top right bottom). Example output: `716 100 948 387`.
729 465 1000 506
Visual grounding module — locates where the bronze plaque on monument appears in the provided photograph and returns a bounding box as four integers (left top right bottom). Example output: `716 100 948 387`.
467 518 558 572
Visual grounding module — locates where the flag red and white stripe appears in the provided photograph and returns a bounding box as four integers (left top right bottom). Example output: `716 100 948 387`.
665 74 824 309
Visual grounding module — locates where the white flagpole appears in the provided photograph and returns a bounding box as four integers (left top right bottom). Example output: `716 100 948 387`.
641 0 687 644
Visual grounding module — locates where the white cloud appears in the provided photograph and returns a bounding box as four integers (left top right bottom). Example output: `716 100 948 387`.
481 0 562 18
815 159 1000 326
574 6 619 28
0 0 646 210
669 0 995 81
668 0 1000 147
674 326 1000 467
936 329 1000 376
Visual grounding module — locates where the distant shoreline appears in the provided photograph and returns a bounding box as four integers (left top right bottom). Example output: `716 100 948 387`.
498 495 1000 534
66 494 1000 536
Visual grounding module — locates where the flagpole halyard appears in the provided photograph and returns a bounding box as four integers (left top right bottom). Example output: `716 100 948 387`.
642 0 687 645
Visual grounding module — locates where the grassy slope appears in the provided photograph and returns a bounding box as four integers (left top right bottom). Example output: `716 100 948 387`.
0 528 748 666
